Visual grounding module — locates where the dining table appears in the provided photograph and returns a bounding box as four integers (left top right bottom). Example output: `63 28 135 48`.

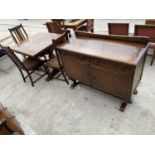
11 32 63 80
11 32 62 58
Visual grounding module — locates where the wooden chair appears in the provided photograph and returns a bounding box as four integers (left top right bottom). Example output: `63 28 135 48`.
44 22 71 58
52 19 66 31
77 19 94 32
134 25 155 65
0 103 24 135
0 45 47 87
46 32 69 84
44 22 64 34
145 20 155 25
0 47 6 58
8 24 28 44
44 22 65 59
108 23 129 35
9 24 48 61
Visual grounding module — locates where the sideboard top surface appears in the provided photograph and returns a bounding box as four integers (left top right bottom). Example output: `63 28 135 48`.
58 32 149 65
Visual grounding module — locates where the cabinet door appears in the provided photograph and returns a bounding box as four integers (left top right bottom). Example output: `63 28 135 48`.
89 65 130 99
61 52 90 85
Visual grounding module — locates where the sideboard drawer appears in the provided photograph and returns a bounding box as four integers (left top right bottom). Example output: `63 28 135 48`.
90 57 133 75
60 50 89 63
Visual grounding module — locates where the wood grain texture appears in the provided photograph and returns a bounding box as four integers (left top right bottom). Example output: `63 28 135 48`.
58 31 149 65
108 23 129 35
11 32 62 57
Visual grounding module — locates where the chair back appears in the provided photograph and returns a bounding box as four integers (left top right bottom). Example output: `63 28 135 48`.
52 19 66 31
44 22 63 34
108 23 129 35
134 25 155 42
8 24 28 44
52 31 70 47
145 20 155 25
52 32 70 65
0 45 26 71
86 19 94 32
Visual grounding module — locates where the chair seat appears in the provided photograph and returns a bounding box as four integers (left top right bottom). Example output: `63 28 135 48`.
149 42 155 49
46 57 60 68
23 58 43 70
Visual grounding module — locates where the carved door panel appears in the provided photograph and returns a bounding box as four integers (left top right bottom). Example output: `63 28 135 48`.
89 65 130 99
61 52 90 85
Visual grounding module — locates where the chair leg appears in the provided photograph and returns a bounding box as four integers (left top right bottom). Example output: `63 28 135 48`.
91 28 94 33
150 50 155 65
61 69 69 85
18 69 26 82
44 65 50 75
28 72 34 87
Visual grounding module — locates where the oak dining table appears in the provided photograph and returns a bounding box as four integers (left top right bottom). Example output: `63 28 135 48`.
11 32 62 58
11 32 63 80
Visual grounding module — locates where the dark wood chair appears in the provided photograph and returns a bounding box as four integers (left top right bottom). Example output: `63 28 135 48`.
44 22 65 59
44 22 71 58
0 45 47 87
8 24 28 44
0 103 24 135
134 25 155 65
45 32 69 84
108 23 129 35
77 19 94 32
145 20 155 25
52 19 66 31
9 24 48 61
44 22 64 34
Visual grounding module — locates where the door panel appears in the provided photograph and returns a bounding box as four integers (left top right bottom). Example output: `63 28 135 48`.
90 65 130 99
61 56 90 85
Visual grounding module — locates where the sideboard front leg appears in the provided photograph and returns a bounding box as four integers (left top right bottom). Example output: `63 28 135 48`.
70 79 79 89
133 89 138 95
128 98 133 104
119 102 128 112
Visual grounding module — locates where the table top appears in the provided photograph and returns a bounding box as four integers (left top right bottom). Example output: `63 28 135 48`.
11 32 62 57
64 19 87 28
58 31 149 65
